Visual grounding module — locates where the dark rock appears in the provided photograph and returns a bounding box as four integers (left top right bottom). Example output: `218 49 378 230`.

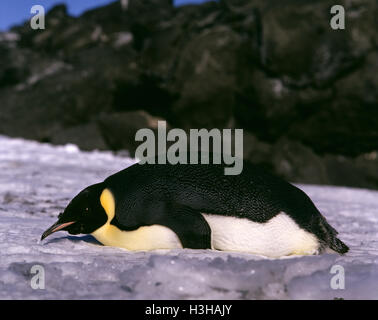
0 0 377 189
242 131 273 167
50 122 107 151
112 73 176 122
243 133 378 190
0 43 30 88
234 69 333 142
270 138 330 185
286 49 378 156
324 153 378 190
172 26 246 129
258 0 372 88
97 111 165 154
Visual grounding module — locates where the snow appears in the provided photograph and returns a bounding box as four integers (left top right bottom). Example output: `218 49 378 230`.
0 134 377 299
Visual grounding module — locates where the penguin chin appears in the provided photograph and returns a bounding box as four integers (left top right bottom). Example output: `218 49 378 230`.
66 223 101 235
66 223 84 235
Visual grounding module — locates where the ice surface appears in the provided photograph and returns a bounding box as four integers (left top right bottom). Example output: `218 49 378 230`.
0 135 377 299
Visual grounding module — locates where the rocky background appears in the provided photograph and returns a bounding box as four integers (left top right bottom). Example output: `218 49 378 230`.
0 0 377 189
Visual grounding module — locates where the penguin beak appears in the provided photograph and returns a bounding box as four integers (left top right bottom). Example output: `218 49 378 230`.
41 220 76 241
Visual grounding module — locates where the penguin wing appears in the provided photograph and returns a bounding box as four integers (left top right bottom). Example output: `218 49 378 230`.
155 203 212 249
111 199 212 249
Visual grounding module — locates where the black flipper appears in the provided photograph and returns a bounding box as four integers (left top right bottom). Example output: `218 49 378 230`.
110 197 212 249
159 203 212 249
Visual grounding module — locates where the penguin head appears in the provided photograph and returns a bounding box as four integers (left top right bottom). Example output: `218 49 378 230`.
41 183 108 241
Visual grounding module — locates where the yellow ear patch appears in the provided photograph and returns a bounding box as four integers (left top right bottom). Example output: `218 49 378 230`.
99 188 115 222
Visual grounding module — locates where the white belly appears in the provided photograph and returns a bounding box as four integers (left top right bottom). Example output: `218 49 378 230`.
202 212 319 257
91 212 319 257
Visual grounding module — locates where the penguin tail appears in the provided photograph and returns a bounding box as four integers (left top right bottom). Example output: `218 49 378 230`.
329 236 349 255
316 214 349 255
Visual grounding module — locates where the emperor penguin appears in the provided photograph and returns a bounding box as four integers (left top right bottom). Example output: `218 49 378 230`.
41 159 349 258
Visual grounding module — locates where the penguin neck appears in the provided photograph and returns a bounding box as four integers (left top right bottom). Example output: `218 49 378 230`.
91 188 117 245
